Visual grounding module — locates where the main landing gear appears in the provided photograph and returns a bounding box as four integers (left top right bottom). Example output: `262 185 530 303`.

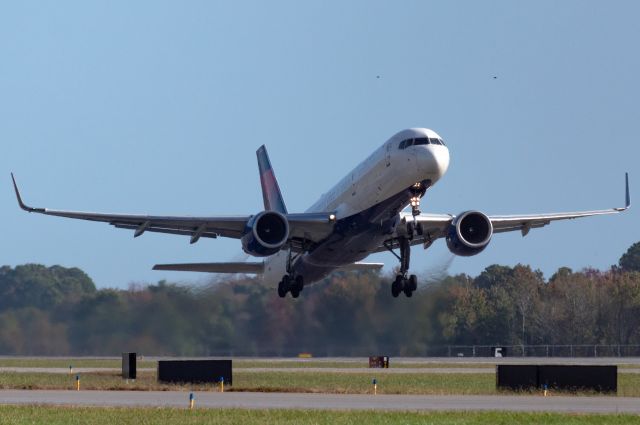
386 237 418 298
277 248 305 298
278 274 304 298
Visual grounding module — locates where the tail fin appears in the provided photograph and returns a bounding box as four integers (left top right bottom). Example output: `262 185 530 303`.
256 145 288 214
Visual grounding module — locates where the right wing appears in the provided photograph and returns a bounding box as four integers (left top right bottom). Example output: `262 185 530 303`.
11 174 335 248
378 173 630 251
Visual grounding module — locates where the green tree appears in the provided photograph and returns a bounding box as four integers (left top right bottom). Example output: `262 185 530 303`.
0 264 95 310
620 242 640 272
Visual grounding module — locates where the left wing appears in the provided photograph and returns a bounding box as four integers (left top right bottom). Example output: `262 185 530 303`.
381 173 630 250
11 174 335 247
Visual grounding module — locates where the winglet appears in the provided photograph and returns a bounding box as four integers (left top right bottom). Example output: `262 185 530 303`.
10 173 42 213
616 172 630 212
625 172 630 209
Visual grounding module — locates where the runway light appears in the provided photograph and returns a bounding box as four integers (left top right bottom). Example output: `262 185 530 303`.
543 384 548 397
69 365 73 375
76 374 80 391
189 392 195 409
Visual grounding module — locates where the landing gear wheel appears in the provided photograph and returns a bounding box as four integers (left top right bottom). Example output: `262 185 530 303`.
277 281 287 298
278 275 292 298
409 274 418 291
290 288 300 298
294 275 304 292
391 274 404 297
404 286 413 297
391 285 400 298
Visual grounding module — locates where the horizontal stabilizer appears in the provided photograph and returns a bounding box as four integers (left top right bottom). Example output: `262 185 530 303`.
338 262 384 271
153 262 264 274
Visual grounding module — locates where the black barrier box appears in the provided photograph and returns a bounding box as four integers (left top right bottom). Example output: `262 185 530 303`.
369 356 389 368
496 365 617 393
122 352 136 380
158 360 232 385
496 365 537 390
539 365 617 392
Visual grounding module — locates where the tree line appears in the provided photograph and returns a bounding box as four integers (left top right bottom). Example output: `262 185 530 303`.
0 242 639 356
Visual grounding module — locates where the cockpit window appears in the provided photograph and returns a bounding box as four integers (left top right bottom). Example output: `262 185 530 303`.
400 137 443 149
399 138 415 149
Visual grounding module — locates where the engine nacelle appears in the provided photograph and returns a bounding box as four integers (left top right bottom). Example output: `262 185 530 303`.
241 211 289 257
446 210 493 257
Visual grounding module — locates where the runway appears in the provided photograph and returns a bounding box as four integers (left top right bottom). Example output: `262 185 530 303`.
1 390 639 413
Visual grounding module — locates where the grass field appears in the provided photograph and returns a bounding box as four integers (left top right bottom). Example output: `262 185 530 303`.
0 405 637 425
0 358 156 369
0 370 638 396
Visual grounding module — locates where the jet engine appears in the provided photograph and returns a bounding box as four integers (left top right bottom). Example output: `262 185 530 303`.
446 211 493 257
241 211 290 257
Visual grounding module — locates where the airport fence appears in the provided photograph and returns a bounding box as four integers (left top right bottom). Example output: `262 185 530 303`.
196 344 640 358
440 344 640 358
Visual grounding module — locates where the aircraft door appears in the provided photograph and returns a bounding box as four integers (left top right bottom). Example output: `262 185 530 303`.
385 143 391 167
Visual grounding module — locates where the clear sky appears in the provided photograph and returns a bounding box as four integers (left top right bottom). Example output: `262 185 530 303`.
1 1 638 288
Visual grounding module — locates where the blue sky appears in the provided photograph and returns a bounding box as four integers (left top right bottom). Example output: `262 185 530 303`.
1 1 638 288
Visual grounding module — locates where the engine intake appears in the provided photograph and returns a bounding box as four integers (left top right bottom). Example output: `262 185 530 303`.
446 211 493 257
241 211 289 257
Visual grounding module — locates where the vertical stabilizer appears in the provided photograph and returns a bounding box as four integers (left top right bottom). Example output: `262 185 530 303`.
256 145 288 214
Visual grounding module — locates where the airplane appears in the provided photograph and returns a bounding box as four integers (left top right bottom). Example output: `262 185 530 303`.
11 128 630 298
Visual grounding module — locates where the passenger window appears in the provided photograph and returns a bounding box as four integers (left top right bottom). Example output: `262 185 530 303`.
414 138 429 145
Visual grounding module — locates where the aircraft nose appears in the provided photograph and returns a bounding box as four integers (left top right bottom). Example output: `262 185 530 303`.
434 146 450 177
419 146 449 181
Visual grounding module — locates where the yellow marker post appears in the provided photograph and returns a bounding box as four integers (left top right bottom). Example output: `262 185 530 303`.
75 375 80 391
189 392 195 409
219 377 225 393
543 384 548 397
69 365 73 375
372 378 377 395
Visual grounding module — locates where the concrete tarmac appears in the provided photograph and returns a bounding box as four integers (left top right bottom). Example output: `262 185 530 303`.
0 390 639 413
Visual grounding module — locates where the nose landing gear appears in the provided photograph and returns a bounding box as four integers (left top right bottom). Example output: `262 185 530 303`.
410 182 426 217
410 196 421 217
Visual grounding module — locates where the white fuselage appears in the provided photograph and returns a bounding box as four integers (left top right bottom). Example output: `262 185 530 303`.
263 128 450 285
